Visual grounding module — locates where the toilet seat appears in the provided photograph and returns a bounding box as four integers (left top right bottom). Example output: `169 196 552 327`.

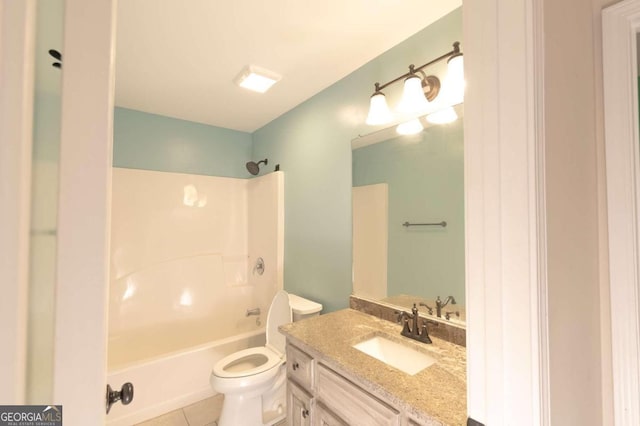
213 346 283 379
213 291 291 380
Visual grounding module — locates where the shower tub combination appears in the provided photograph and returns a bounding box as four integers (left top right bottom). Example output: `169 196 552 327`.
106 168 284 426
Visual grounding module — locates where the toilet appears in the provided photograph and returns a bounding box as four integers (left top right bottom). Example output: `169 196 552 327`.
210 290 322 426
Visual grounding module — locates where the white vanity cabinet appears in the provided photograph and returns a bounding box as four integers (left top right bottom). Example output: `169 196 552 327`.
286 342 426 426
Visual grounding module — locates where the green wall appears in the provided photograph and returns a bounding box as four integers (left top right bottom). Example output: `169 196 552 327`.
252 9 462 312
353 121 465 304
113 107 253 178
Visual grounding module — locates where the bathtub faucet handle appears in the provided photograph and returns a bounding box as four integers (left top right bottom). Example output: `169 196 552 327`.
246 307 261 317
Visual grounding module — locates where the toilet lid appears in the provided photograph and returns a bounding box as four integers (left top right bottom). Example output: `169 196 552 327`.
266 290 292 354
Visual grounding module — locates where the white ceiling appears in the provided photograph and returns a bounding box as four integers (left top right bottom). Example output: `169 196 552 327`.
115 0 461 133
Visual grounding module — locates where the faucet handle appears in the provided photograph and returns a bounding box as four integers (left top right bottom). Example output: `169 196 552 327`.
445 311 460 321
394 310 412 323
246 307 261 317
419 302 433 315
419 323 432 344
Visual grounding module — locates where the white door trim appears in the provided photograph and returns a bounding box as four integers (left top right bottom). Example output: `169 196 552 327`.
463 0 550 423
602 1 640 424
0 0 36 405
52 0 117 422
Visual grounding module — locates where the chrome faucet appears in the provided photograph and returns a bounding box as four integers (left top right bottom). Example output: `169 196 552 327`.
421 296 456 318
394 304 432 344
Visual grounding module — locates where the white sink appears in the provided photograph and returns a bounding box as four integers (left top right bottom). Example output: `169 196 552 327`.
352 336 436 375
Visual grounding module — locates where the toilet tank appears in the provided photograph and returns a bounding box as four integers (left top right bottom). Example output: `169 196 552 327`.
288 294 322 322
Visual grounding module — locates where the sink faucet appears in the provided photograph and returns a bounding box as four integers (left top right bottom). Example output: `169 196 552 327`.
436 296 456 318
394 304 432 344
421 296 456 318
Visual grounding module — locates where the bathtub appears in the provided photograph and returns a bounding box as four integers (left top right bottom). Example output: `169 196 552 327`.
106 328 265 425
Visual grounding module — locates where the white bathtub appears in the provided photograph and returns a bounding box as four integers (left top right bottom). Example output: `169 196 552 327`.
106 328 265 425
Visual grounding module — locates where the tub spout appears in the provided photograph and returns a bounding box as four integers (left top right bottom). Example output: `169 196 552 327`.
246 307 261 317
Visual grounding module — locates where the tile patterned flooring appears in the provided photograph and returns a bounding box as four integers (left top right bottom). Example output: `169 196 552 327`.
135 395 286 426
136 395 223 426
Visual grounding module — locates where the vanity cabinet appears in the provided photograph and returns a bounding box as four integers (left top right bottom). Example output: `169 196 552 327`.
286 342 423 426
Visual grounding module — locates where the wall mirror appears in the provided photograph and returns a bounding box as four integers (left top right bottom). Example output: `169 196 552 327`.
351 104 465 326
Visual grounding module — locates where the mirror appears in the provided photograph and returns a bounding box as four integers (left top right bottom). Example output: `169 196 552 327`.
352 107 465 326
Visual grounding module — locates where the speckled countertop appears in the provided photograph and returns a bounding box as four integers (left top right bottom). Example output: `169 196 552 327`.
280 309 466 426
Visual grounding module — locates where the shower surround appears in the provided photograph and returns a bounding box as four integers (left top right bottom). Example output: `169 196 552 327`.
106 168 283 425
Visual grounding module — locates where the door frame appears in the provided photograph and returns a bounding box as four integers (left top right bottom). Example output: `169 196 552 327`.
464 0 550 423
602 1 640 424
0 0 36 405
50 0 117 423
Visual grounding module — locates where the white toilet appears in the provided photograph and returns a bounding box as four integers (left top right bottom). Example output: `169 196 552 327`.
210 290 322 426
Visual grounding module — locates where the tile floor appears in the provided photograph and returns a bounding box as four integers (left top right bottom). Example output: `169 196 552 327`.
135 395 286 426
136 395 223 426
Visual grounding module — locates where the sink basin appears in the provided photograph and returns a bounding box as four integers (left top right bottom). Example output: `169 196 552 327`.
352 336 436 375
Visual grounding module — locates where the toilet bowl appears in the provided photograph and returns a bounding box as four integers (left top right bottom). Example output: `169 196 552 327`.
211 290 306 426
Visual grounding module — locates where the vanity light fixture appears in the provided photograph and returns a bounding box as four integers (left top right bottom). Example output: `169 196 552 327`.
365 42 463 126
234 65 281 93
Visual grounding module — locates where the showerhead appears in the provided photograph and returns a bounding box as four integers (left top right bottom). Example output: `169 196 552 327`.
246 158 268 175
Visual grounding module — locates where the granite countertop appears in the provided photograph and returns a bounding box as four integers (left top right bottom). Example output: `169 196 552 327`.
280 308 466 426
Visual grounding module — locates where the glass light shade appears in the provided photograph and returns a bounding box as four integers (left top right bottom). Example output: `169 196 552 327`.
426 106 458 124
396 118 424 135
443 54 465 104
447 54 464 84
397 75 430 115
366 93 393 125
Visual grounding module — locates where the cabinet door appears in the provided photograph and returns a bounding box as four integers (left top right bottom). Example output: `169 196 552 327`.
314 403 348 426
316 365 400 426
288 380 313 426
287 344 315 391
